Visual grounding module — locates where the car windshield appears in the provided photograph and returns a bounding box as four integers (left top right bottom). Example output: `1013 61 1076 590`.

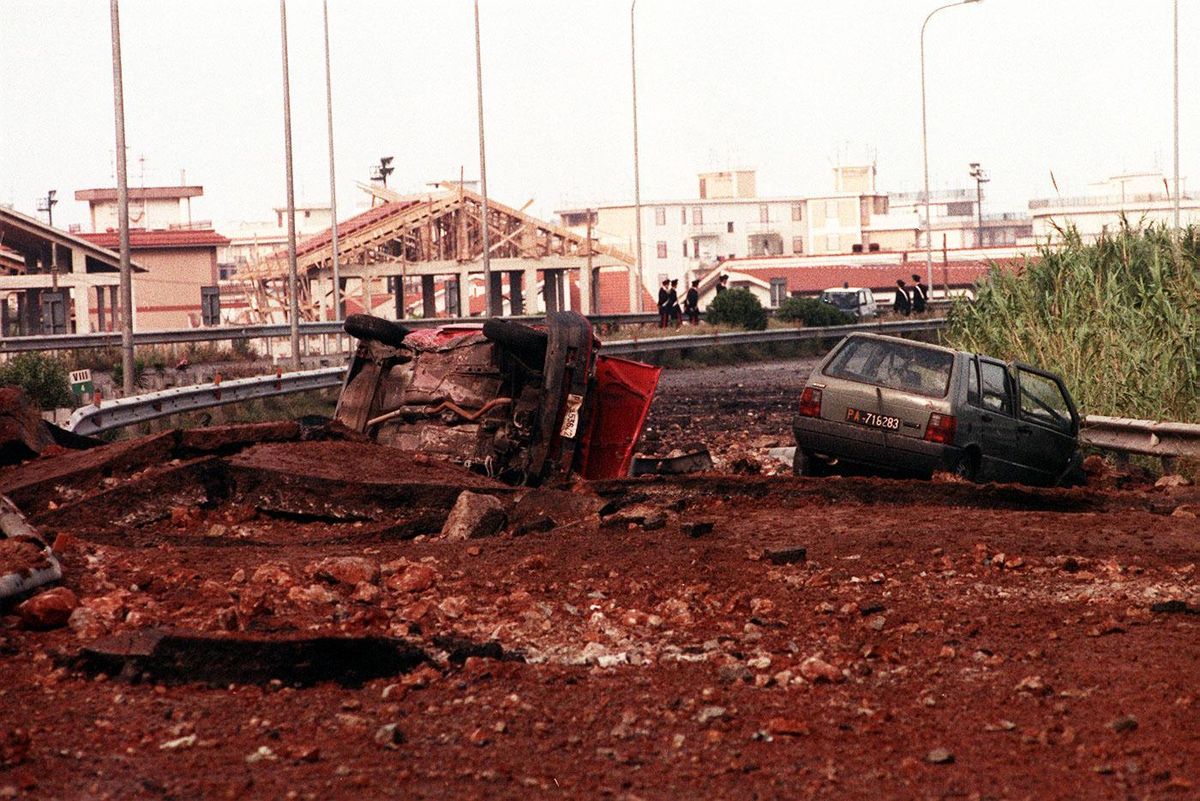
824 337 954 398
822 291 859 309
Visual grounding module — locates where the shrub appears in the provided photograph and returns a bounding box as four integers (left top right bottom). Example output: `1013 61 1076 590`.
777 296 853 326
945 221 1200 421
0 353 75 410
705 288 767 331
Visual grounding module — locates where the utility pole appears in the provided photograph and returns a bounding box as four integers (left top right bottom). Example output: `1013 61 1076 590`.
474 0 494 317
969 162 989 248
1172 0 1180 230
322 0 342 321
629 0 644 313
109 0 134 396
279 0 300 370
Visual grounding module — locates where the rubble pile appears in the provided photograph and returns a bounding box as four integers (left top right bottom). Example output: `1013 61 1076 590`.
0 363 1197 799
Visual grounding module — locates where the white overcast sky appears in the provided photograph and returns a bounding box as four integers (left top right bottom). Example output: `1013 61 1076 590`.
0 0 1193 230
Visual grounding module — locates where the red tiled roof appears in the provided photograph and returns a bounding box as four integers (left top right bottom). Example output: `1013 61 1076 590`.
720 257 1023 295
81 228 230 249
289 200 419 260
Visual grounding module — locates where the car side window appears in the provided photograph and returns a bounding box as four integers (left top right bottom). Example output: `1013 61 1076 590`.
967 358 981 406
978 361 1012 415
1017 368 1073 433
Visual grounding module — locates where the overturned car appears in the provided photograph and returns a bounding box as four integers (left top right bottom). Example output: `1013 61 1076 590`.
334 312 660 484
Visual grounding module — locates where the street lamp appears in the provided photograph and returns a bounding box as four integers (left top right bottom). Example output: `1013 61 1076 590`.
37 190 58 227
1172 0 1179 230
921 0 981 297
968 162 989 247
629 0 644 313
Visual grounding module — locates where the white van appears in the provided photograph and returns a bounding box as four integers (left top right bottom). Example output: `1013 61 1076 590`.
819 287 878 319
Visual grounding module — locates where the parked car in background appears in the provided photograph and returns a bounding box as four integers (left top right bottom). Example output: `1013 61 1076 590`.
819 287 878 319
792 333 1081 486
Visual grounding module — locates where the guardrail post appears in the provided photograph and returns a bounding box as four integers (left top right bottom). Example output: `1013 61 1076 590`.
214 372 222 401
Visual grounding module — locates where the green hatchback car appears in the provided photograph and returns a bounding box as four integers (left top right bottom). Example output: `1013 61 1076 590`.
792 333 1081 486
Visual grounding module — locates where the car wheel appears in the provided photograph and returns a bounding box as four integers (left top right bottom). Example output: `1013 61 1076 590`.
483 319 549 363
792 448 826 477
344 314 411 348
951 451 979 482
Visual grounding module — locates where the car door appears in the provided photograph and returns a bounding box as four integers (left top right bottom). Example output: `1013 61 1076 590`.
1012 364 1079 484
971 357 1023 482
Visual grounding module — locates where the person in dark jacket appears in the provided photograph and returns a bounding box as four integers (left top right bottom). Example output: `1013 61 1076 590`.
657 279 670 328
893 279 911 316
668 279 682 327
684 279 701 324
715 274 728 294
910 273 929 314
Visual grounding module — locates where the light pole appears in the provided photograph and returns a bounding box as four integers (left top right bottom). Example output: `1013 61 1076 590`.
279 0 300 370
1172 0 1180 230
322 0 341 321
474 0 494 317
37 190 57 227
109 0 134 396
921 0 981 297
630 0 644 313
968 162 989 247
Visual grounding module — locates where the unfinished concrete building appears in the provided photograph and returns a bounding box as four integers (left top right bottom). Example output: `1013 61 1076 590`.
232 183 643 324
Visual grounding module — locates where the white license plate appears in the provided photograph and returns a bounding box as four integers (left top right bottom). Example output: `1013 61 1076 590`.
845 407 900 431
560 394 583 438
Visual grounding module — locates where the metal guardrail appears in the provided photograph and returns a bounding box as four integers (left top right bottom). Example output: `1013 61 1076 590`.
61 318 944 434
1080 415 1200 462
602 317 947 356
0 313 663 354
65 367 346 436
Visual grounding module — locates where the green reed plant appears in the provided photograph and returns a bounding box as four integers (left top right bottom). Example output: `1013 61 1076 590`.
946 221 1199 422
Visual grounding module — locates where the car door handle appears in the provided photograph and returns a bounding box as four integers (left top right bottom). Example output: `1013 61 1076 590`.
980 413 993 423
1017 424 1032 434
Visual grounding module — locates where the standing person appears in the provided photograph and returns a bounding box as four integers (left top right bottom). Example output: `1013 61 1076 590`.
684 279 701 325
715 274 728 294
910 273 928 314
657 279 670 328
893 279 911 316
667 279 682 327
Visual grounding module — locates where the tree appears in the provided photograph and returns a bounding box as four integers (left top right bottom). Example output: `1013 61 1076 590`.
0 353 74 410
777 297 853 326
705 288 767 331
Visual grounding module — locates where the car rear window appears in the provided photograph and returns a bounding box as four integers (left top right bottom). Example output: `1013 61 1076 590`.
823 337 953 398
822 291 858 309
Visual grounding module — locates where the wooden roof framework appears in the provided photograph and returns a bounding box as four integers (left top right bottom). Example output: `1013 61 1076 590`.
234 184 633 322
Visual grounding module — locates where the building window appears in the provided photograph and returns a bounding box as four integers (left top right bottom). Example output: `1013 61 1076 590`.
692 206 703 224
681 207 687 224
759 204 769 223
791 203 803 221
826 200 838 218
682 240 688 258
655 207 666 226
792 236 804 254
769 278 788 308
656 241 667 259
200 286 220 326
946 201 973 217
727 221 734 233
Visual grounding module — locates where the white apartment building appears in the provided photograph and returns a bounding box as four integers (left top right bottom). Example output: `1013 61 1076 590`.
217 205 333 280
558 166 1031 294
1028 172 1198 241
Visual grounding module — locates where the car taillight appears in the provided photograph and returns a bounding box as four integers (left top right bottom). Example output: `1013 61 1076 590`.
799 387 822 418
924 412 957 444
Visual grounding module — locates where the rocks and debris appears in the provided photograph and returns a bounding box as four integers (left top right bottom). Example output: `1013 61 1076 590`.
763 547 807 565
0 494 61 602
440 491 509 541
681 520 715 538
630 449 714 476
75 630 428 687
926 748 955 764
1150 600 1200 615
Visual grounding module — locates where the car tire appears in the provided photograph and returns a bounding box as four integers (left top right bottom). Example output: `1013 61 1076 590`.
792 448 826 477
344 314 411 348
483 319 548 362
951 451 980 482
